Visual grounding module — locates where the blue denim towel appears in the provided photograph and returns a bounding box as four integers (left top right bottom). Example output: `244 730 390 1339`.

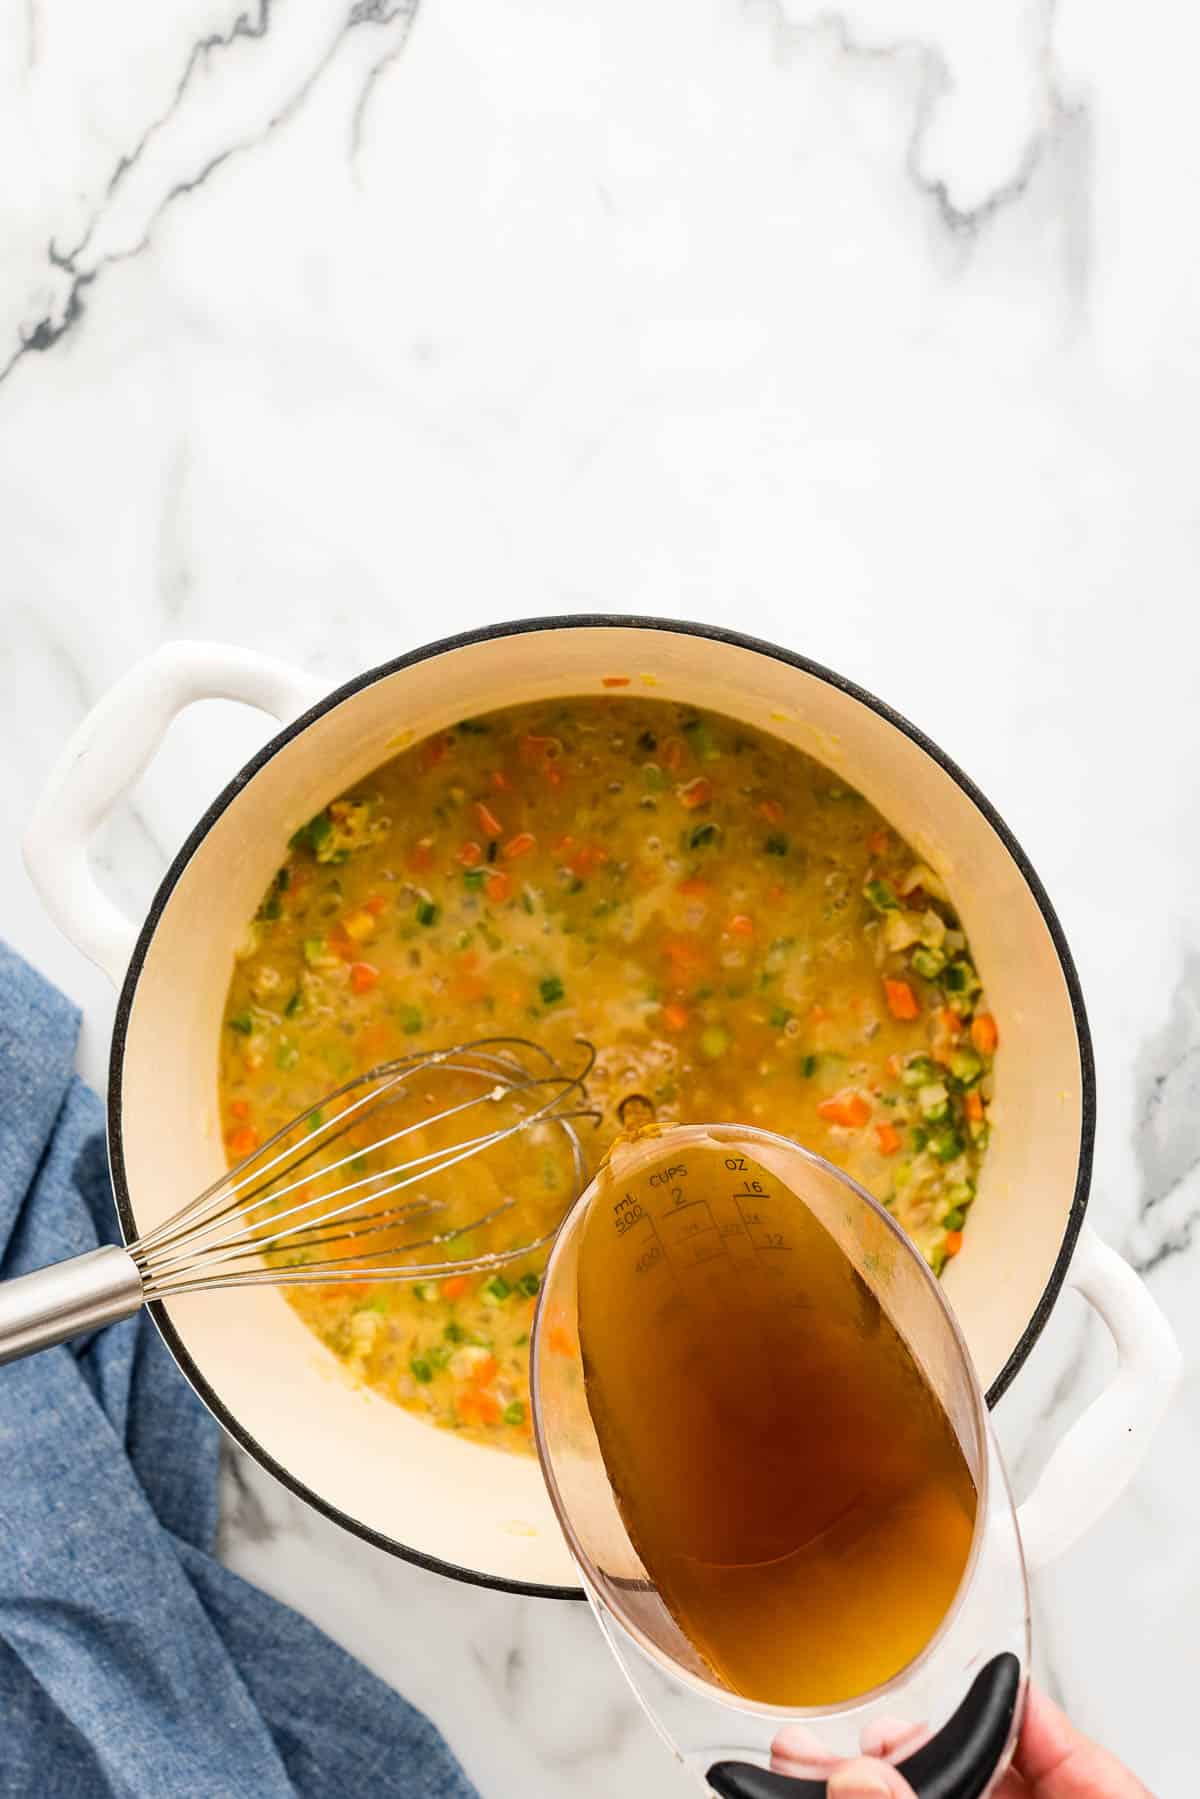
0 943 478 1799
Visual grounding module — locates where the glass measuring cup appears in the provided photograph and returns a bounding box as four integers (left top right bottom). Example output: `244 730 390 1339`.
530 1123 1029 1797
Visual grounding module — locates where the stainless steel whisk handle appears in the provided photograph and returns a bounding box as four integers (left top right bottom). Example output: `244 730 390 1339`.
0 1246 144 1366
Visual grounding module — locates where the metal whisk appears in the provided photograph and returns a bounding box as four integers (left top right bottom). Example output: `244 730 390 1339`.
0 1037 596 1367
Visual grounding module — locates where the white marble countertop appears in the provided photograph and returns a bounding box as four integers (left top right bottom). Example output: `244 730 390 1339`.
2 1 1197 1792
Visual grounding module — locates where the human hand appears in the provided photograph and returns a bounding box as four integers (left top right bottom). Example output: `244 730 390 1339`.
770 1683 1155 1798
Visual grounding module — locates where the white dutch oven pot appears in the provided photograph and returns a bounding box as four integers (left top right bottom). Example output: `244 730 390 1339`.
23 618 1179 1597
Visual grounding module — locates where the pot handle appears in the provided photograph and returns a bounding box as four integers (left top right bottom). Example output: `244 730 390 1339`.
707 1653 1022 1799
23 640 327 988
1015 1226 1181 1570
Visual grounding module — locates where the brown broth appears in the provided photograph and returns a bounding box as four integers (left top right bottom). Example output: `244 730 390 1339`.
578 1139 978 1706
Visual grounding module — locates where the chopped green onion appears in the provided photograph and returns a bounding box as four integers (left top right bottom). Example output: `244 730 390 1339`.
901 1055 939 1089
942 1207 966 1232
769 1006 792 1030
800 1053 818 1078
284 989 303 1018
689 821 720 850
410 1356 434 1384
463 869 486 890
764 834 789 856
517 1272 540 1298
457 718 490 734
306 1109 324 1132
428 1343 452 1369
228 1011 254 1035
259 896 282 921
682 718 720 760
503 1401 526 1427
303 937 327 966
514 1331 529 1348
641 763 667 792
416 899 440 927
399 1004 423 1035
484 1276 513 1303
539 975 565 1006
443 1321 466 1342
637 730 658 752
929 1125 965 1162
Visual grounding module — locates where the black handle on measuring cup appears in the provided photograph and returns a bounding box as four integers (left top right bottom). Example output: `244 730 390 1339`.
706 1654 1021 1799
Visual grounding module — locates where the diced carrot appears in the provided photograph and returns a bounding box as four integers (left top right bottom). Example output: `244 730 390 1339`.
661 737 686 771
676 875 711 897
662 1001 690 1031
939 1007 962 1039
884 979 920 1021
475 800 503 838
547 1324 575 1356
817 1090 872 1129
451 973 488 1004
553 834 577 853
489 768 512 792
350 961 379 995
358 1022 393 1060
567 844 609 877
965 1090 985 1123
868 829 890 856
602 675 631 687
811 1004 831 1023
470 1354 500 1387
886 1053 902 1078
503 832 536 860
419 733 451 771
758 798 784 823
406 837 435 872
768 882 786 902
876 1122 901 1155
229 1098 250 1121
518 734 562 772
726 914 755 938
663 937 706 973
485 871 512 903
457 949 479 971
228 1125 257 1158
328 924 356 962
971 1013 999 1055
458 1390 500 1427
364 894 388 916
677 776 712 810
544 765 564 788
441 1276 469 1301
458 840 484 867
945 1231 964 1258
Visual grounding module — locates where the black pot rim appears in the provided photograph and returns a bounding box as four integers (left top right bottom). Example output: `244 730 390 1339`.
107 612 1095 1603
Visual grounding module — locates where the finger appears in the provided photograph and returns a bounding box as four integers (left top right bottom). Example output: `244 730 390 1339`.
1015 1686 1154 1798
770 1723 839 1774
827 1755 919 1798
858 1715 932 1759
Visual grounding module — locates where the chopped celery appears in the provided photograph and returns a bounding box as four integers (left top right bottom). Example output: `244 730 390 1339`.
941 1207 966 1232
503 1401 526 1426
863 878 900 912
910 944 947 980
901 1055 938 1089
947 1047 983 1087
918 1081 950 1121
929 1125 965 1162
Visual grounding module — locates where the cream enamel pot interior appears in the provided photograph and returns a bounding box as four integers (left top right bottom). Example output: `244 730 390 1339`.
22 618 1180 1597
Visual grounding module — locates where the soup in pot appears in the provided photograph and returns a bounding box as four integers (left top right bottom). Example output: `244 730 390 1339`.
219 696 998 1454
